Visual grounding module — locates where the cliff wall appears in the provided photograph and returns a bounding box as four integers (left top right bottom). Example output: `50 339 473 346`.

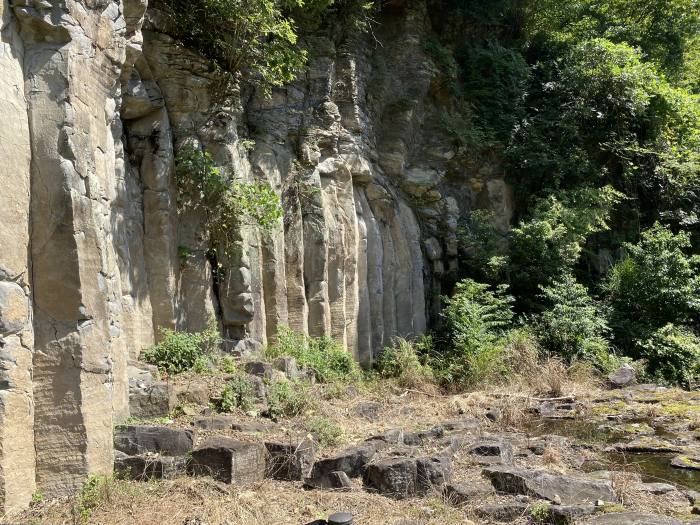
0 0 512 511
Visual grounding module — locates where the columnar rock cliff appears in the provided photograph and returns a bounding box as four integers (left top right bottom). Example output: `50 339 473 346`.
0 0 512 512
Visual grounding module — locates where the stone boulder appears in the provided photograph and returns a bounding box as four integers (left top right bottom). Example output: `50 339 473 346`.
403 426 444 446
483 466 617 505
193 415 235 431
265 439 315 481
608 364 636 387
416 456 452 494
363 457 417 499
305 444 377 488
475 502 528 522
188 437 266 484
129 379 176 419
468 438 513 465
114 452 186 481
114 426 195 456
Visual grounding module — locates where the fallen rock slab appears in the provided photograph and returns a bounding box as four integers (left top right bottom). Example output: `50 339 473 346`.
468 438 513 465
611 436 682 453
549 504 597 525
193 415 235 431
188 437 266 484
115 453 186 481
443 482 493 505
114 425 195 456
265 439 315 481
416 455 452 494
475 502 528 522
483 466 617 505
671 454 700 470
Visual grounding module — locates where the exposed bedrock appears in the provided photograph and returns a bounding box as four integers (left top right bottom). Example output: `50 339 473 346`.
0 0 513 511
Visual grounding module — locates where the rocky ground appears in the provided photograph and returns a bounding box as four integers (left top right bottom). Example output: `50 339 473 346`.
16 356 700 525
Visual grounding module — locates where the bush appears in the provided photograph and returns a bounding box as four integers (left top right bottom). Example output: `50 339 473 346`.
534 274 613 366
218 375 256 412
376 337 435 388
639 324 700 388
142 323 222 375
74 475 111 523
605 223 700 347
306 417 345 447
265 327 361 383
265 380 314 419
437 279 514 386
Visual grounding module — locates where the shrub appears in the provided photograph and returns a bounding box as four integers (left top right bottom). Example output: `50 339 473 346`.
218 375 256 412
143 323 222 375
639 324 700 388
534 274 613 365
436 279 514 386
265 380 314 419
219 356 237 374
306 417 345 447
175 144 283 264
74 475 111 523
605 223 700 347
266 327 361 383
376 337 435 388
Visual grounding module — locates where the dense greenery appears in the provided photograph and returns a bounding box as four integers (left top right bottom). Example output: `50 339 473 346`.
159 0 374 92
143 323 221 374
431 0 700 387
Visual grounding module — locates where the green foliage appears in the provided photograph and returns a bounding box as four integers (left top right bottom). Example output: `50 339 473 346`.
376 337 435 388
530 501 551 523
639 324 700 388
306 417 345 447
265 380 314 419
175 144 283 267
437 279 514 386
74 475 110 523
534 274 613 366
160 0 307 92
605 223 700 344
265 327 361 383
219 356 238 374
218 375 256 412
142 323 222 375
459 210 508 282
30 490 44 506
509 187 623 300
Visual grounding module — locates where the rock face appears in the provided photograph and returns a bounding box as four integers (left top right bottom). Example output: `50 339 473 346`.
0 0 514 511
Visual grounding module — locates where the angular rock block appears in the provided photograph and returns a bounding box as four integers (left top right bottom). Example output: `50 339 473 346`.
402 426 444 446
115 452 186 481
475 502 528 522
265 439 315 480
328 471 353 490
189 437 266 484
581 513 682 525
443 482 493 506
243 361 275 380
549 504 597 525
114 425 195 456
468 438 514 465
483 466 617 505
363 457 417 499
305 444 377 488
416 455 452 495
129 380 176 419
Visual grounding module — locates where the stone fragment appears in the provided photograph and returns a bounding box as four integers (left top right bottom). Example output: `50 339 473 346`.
608 364 636 387
115 453 186 481
483 466 617 505
243 361 275 380
415 456 452 494
175 382 211 406
223 338 263 358
475 502 528 522
265 439 315 480
363 457 417 499
189 437 266 484
581 513 681 525
443 482 493 505
634 482 676 494
129 380 176 419
0 282 28 334
328 471 353 490
193 415 235 431
403 426 444 446
231 421 274 433
468 438 513 465
114 425 195 456
366 428 404 445
305 444 377 488
485 408 502 422
441 419 481 432
549 505 596 525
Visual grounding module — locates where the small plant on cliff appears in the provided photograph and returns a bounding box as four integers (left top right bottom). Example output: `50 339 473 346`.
175 144 283 266
266 327 361 383
143 322 222 375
